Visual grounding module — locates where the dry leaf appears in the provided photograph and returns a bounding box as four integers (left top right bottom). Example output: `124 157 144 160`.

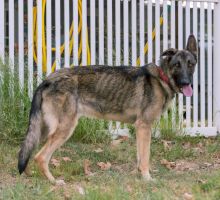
183 192 193 200
84 159 94 176
62 157 72 162
75 184 85 195
192 147 204 154
196 179 206 184
160 159 176 170
175 160 198 171
118 135 129 141
203 162 212 167
182 142 191 149
111 139 123 147
51 158 60 167
126 184 133 193
94 148 103 153
162 140 172 151
97 162 111 170
197 142 203 148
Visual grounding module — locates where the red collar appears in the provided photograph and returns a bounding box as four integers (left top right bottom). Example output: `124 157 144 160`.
157 68 169 84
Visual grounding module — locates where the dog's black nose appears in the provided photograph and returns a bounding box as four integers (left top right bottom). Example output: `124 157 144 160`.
180 79 190 86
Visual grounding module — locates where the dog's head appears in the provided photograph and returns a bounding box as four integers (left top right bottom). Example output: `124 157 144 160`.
161 35 197 97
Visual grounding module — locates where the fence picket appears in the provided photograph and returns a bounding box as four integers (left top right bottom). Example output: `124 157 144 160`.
186 0 191 128
46 0 52 75
115 0 121 66
37 0 43 83
107 0 112 66
82 0 87 65
178 1 183 127
55 0 61 70
0 0 4 61
9 0 14 69
155 0 160 65
123 0 129 66
140 0 144 66
99 0 104 65
28 0 33 98
147 0 152 63
64 0 70 68
19 0 24 89
193 2 198 127
200 2 205 127
171 0 176 127
73 0 79 66
131 0 136 66
208 3 213 127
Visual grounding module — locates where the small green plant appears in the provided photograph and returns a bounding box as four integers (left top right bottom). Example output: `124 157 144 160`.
72 117 110 144
0 59 31 143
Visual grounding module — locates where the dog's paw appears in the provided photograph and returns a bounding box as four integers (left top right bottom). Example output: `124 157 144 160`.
142 172 155 182
24 167 32 177
55 179 66 186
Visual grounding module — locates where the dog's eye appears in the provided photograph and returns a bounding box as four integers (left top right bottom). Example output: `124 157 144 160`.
174 63 180 68
188 61 194 68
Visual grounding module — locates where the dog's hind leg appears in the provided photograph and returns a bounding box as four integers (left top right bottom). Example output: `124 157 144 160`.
35 104 78 184
34 115 78 185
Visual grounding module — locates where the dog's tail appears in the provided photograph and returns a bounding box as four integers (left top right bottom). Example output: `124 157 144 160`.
18 81 50 174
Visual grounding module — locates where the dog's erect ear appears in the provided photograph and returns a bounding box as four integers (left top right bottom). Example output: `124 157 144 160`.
186 34 197 58
161 48 178 57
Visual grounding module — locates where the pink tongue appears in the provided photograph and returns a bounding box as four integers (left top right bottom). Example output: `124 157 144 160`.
182 85 193 97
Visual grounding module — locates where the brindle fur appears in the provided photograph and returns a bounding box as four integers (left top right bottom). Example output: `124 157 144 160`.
18 35 197 184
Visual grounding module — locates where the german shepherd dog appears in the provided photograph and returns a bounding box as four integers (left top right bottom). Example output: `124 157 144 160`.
18 35 197 185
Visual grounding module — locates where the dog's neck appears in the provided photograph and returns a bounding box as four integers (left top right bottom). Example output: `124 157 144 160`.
159 57 169 75
158 57 177 96
157 68 169 84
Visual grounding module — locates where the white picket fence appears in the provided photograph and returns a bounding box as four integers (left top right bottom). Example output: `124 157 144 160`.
0 0 220 136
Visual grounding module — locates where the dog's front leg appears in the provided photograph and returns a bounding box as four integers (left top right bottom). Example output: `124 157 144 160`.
135 121 152 181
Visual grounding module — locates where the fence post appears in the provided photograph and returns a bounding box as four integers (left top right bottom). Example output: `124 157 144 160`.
214 1 220 133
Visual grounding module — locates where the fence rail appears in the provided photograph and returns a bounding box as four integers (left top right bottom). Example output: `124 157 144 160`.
0 0 219 136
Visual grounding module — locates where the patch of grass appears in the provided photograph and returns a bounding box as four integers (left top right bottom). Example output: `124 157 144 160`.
72 117 111 144
1 137 220 199
0 182 57 200
0 59 31 143
192 171 220 199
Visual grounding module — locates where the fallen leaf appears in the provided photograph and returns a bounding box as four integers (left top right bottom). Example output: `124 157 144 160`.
203 162 213 169
197 142 203 148
111 139 123 147
126 184 133 193
175 160 198 171
196 179 206 184
75 184 85 195
94 148 103 153
118 135 129 141
130 168 138 175
182 142 191 149
192 147 204 154
97 162 111 170
51 158 60 167
152 187 158 192
160 159 176 170
84 159 94 176
162 140 172 151
183 192 193 200
62 157 72 162
111 135 129 147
